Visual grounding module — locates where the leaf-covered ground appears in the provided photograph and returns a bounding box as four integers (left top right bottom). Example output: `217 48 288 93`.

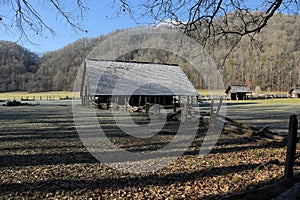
0 102 299 199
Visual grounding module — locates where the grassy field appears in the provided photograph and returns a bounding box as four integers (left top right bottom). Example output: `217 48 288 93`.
0 90 296 103
227 98 300 105
225 98 300 134
197 89 289 96
0 91 80 100
0 100 299 198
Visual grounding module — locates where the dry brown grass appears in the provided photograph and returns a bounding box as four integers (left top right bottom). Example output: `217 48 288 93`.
0 102 299 199
0 91 80 100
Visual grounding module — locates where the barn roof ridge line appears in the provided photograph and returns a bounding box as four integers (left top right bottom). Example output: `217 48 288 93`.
85 58 179 67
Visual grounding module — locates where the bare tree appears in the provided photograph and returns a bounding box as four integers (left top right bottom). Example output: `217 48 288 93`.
114 0 299 46
0 0 298 46
0 0 88 42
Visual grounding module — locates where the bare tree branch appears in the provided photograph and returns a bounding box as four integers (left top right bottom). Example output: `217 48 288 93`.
1 0 87 43
131 0 298 47
0 0 298 47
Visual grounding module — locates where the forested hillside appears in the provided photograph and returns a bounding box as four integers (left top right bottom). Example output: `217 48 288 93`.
0 41 39 92
217 14 300 91
34 37 101 92
106 14 300 91
0 37 101 92
0 14 299 92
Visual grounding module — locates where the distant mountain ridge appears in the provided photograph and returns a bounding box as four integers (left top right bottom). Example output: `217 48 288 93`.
0 14 299 92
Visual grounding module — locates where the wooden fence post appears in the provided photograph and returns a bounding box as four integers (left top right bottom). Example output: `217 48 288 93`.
209 100 215 124
284 114 298 179
216 97 223 116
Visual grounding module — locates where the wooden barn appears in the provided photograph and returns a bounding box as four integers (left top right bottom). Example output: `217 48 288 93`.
80 59 199 110
289 89 300 98
225 85 252 100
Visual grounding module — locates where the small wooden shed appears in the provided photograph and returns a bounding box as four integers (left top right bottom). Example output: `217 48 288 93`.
80 59 199 109
225 85 252 100
289 89 300 98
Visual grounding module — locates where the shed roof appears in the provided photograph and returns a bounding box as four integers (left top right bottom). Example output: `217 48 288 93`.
292 89 300 94
83 59 199 96
225 85 252 94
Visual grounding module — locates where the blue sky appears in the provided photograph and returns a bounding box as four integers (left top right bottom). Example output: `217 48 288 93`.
1 0 299 53
0 1 150 53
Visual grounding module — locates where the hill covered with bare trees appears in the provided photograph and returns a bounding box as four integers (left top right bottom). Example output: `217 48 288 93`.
0 14 299 92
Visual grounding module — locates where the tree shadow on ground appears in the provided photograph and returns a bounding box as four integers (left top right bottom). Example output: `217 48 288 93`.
0 159 282 195
0 105 294 198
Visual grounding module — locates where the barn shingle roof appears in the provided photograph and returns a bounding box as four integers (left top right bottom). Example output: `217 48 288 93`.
226 85 251 93
84 60 199 96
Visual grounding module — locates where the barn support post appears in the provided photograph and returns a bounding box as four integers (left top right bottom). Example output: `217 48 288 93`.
91 96 94 107
106 96 110 110
185 97 188 120
181 97 187 122
124 97 128 111
173 97 176 112
187 96 191 120
284 114 298 179
191 96 196 118
154 97 157 115
112 96 118 110
194 96 198 106
158 97 161 115
190 96 195 119
145 97 148 114
114 96 119 110
138 96 142 107
84 85 88 106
